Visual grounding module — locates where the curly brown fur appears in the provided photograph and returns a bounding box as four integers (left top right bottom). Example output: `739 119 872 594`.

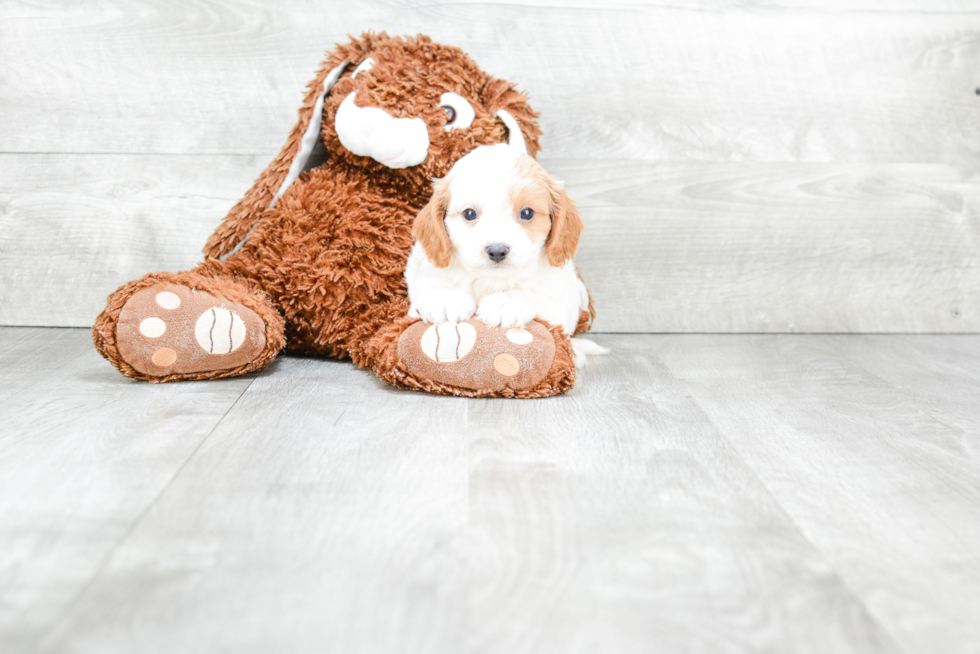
95 33 581 397
197 34 544 367
204 33 541 261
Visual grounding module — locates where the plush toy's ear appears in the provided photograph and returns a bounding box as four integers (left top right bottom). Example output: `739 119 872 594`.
545 175 584 267
494 110 527 153
481 78 543 159
203 57 349 260
413 177 453 268
268 62 349 208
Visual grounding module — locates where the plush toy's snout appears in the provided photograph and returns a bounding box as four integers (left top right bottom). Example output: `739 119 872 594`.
335 92 430 169
332 87 528 171
328 47 530 173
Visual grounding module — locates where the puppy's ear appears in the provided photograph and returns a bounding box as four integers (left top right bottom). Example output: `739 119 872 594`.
545 176 584 267
413 177 453 268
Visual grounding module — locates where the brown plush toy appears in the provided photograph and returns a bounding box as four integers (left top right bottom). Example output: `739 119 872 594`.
93 32 593 397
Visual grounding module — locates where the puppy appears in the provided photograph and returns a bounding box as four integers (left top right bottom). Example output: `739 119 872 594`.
406 144 606 367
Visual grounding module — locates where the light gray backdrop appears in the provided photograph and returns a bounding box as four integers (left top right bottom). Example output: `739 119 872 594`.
2 0 978 332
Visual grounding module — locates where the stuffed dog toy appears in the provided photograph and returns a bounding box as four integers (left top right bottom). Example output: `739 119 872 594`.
93 32 595 398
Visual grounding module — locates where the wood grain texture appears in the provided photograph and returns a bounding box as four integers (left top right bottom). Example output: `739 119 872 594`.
4 155 977 333
4 328 980 651
35 351 471 654
464 336 899 654
831 335 980 433
0 154 263 327
1 0 978 163
16 329 896 654
656 333 980 654
3 0 980 331
0 327 252 654
566 160 980 333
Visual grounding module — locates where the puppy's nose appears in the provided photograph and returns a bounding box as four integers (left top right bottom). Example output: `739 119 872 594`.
485 244 510 263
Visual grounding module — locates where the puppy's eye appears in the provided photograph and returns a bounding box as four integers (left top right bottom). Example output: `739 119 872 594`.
463 209 478 221
519 208 534 221
438 92 475 131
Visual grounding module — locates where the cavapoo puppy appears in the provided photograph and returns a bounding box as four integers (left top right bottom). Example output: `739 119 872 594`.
406 144 606 367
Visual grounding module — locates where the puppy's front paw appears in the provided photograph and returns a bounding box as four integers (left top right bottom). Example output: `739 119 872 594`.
410 290 476 324
476 292 536 329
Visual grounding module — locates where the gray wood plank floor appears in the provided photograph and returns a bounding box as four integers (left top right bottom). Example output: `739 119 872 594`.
3 327 979 653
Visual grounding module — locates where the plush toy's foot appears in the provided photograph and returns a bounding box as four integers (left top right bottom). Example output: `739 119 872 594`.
93 273 285 382
386 318 575 398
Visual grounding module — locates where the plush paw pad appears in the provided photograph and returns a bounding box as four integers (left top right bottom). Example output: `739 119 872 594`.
419 321 477 362
398 319 556 392
115 283 266 377
195 308 247 354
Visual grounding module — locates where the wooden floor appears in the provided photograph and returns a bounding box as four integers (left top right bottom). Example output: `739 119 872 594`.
4 2 979 651
2 326 978 654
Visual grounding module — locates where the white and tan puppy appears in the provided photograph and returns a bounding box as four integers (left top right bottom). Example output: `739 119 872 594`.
406 144 606 367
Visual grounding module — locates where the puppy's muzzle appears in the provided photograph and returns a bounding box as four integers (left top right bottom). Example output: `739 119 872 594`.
485 244 510 263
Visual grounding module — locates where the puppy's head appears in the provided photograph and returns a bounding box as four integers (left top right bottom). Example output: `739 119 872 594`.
413 144 583 273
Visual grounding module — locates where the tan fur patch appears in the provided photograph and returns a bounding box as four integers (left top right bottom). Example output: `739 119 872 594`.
543 176 583 267
508 155 554 243
413 177 453 267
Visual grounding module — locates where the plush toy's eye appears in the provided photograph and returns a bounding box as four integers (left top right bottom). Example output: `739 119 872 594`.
519 208 534 221
463 209 478 221
438 92 475 131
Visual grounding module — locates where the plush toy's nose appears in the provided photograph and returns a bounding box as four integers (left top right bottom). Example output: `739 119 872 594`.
334 92 430 169
486 244 510 263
